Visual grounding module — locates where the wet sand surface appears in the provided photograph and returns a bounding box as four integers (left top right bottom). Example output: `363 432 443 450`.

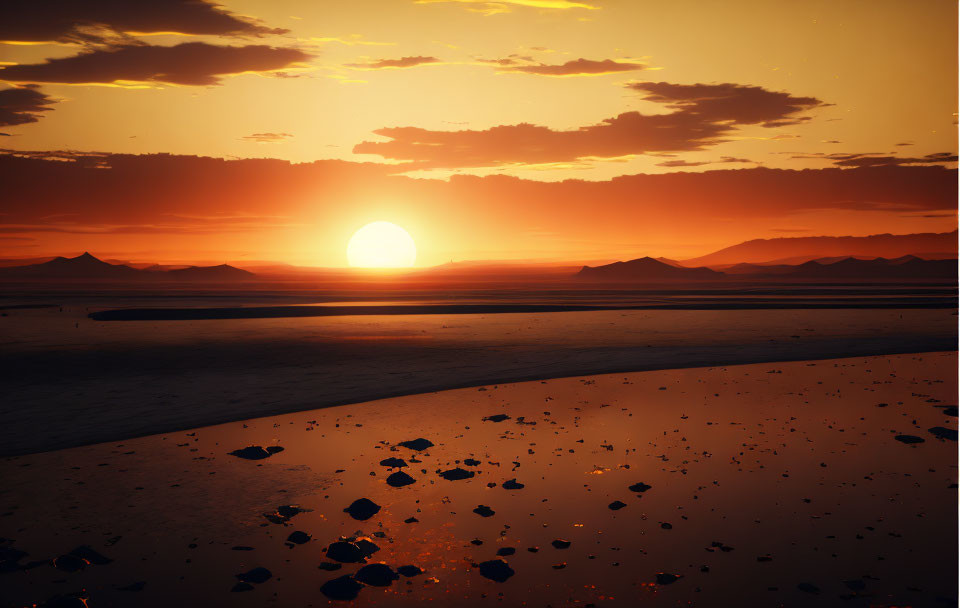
1 352 956 607
1 306 956 456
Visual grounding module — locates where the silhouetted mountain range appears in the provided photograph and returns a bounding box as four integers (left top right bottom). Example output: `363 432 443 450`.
681 230 958 267
578 257 722 281
0 253 257 282
577 255 956 282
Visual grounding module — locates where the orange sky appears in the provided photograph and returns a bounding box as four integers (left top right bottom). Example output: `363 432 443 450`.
0 0 957 266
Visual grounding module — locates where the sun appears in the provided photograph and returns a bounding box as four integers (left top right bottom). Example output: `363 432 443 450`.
347 221 417 268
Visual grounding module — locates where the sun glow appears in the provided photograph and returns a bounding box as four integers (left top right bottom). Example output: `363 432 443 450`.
347 221 417 268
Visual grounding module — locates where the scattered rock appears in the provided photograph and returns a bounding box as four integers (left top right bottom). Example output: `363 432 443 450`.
386 471 416 487
286 531 311 545
397 565 423 577
440 467 475 481
895 435 925 444
320 575 363 601
326 541 364 563
399 438 434 451
928 426 958 441
229 446 284 460
236 567 272 584
344 498 381 520
478 559 515 582
355 563 399 586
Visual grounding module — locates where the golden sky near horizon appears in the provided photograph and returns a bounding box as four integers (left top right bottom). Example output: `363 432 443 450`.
0 0 957 265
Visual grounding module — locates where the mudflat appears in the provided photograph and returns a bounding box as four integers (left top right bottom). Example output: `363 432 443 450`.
0 352 956 607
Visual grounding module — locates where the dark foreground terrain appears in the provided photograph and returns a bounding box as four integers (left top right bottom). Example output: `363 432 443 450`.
1 353 956 607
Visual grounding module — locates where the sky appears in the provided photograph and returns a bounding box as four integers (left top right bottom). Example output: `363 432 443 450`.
0 0 957 266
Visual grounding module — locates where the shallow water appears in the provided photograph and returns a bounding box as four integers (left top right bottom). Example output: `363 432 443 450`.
0 303 955 455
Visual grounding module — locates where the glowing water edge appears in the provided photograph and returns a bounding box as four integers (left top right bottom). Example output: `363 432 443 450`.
2 352 956 607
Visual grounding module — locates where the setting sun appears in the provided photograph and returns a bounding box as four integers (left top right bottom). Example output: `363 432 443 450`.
347 221 417 268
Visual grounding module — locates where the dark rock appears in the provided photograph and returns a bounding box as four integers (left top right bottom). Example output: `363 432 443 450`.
232 546 254 551
551 539 571 549
318 562 342 571
629 482 652 493
473 505 495 517
320 575 363 600
387 471 416 487
656 572 681 585
404 517 419 523
929 426 958 441
502 479 525 490
355 538 380 558
231 582 254 592
344 498 381 520
483 414 511 422
478 559 515 582
326 541 364 563
895 435 925 444
380 457 408 468
229 445 283 460
236 567 272 584
355 563 399 586
608 500 627 510
276 505 303 519
397 565 423 577
661 522 673 530
286 531 311 545
497 548 516 556
440 467 475 481
464 458 482 466
399 438 434 451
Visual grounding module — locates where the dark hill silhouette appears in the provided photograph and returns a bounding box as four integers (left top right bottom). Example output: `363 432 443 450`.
577 257 722 281
0 253 257 282
0 252 143 279
681 231 958 267
786 256 956 279
163 264 257 281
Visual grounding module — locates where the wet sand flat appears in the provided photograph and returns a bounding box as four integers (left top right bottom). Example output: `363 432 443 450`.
1 352 956 607
1 306 956 456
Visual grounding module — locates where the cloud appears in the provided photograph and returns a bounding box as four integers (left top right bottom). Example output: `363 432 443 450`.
1 151 954 230
656 156 753 168
241 132 293 143
414 0 598 14
345 56 440 70
792 151 958 168
0 86 56 127
498 58 646 76
354 81 825 168
0 0 285 46
627 82 825 127
0 42 312 86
